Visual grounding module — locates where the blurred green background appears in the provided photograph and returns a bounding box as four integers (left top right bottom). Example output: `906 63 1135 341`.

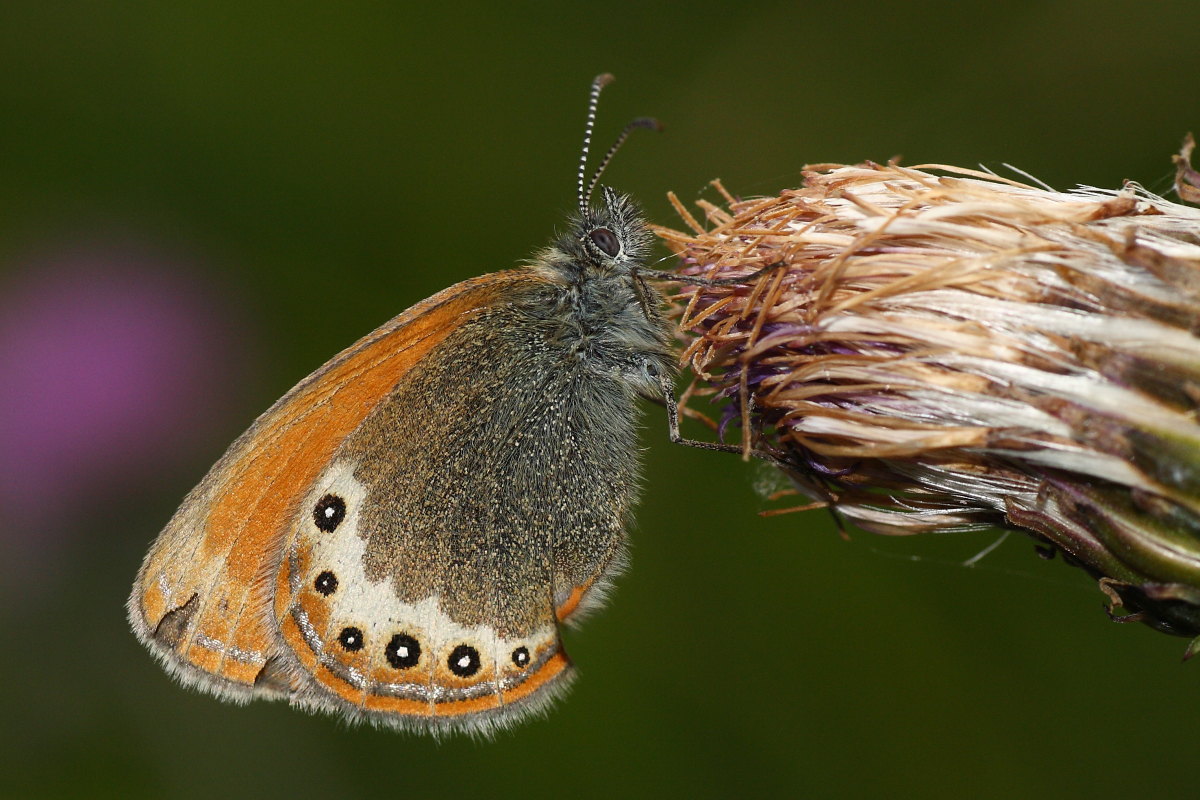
2 2 1198 798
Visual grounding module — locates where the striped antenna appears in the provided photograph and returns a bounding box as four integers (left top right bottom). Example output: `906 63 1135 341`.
582 116 662 211
578 74 615 215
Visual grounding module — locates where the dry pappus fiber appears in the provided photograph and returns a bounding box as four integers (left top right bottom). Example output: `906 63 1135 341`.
657 138 1200 653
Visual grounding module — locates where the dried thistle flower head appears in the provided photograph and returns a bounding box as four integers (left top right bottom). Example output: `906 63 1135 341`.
658 139 1200 652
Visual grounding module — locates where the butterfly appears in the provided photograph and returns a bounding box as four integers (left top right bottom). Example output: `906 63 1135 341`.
127 74 725 735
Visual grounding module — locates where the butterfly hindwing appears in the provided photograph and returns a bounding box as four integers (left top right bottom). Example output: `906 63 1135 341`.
129 273 534 698
130 268 639 732
273 289 641 731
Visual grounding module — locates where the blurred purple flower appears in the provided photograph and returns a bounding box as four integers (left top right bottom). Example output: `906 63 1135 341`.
0 245 252 577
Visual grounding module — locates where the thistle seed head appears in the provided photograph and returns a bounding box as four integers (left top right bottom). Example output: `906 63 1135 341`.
659 140 1200 647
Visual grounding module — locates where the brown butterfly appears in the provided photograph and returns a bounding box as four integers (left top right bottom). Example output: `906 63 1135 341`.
127 74 740 735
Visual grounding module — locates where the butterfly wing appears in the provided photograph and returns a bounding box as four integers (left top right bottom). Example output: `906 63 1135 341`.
130 268 638 732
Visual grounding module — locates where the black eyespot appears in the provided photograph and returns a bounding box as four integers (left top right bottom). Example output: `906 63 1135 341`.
448 644 481 677
337 626 364 652
385 633 421 669
314 571 338 596
589 227 621 257
512 646 530 668
313 494 346 533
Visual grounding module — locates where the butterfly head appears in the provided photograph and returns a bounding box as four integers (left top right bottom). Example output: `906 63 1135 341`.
541 185 655 281
539 75 660 281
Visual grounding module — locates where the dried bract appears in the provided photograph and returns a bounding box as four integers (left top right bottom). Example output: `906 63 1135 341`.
658 146 1200 649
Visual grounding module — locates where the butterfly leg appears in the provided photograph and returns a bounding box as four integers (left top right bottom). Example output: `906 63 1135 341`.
652 368 798 470
630 265 792 467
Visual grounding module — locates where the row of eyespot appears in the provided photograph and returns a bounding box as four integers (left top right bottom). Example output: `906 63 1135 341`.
333 625 532 677
314 566 531 677
309 495 533 676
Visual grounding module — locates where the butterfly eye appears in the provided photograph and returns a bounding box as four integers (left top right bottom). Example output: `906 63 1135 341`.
589 227 621 257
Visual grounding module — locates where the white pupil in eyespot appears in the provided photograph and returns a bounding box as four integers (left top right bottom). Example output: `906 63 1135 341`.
324 507 335 518
457 655 470 667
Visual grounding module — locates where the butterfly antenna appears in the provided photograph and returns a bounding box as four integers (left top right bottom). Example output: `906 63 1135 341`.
577 74 663 213
578 73 615 215
583 116 662 212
